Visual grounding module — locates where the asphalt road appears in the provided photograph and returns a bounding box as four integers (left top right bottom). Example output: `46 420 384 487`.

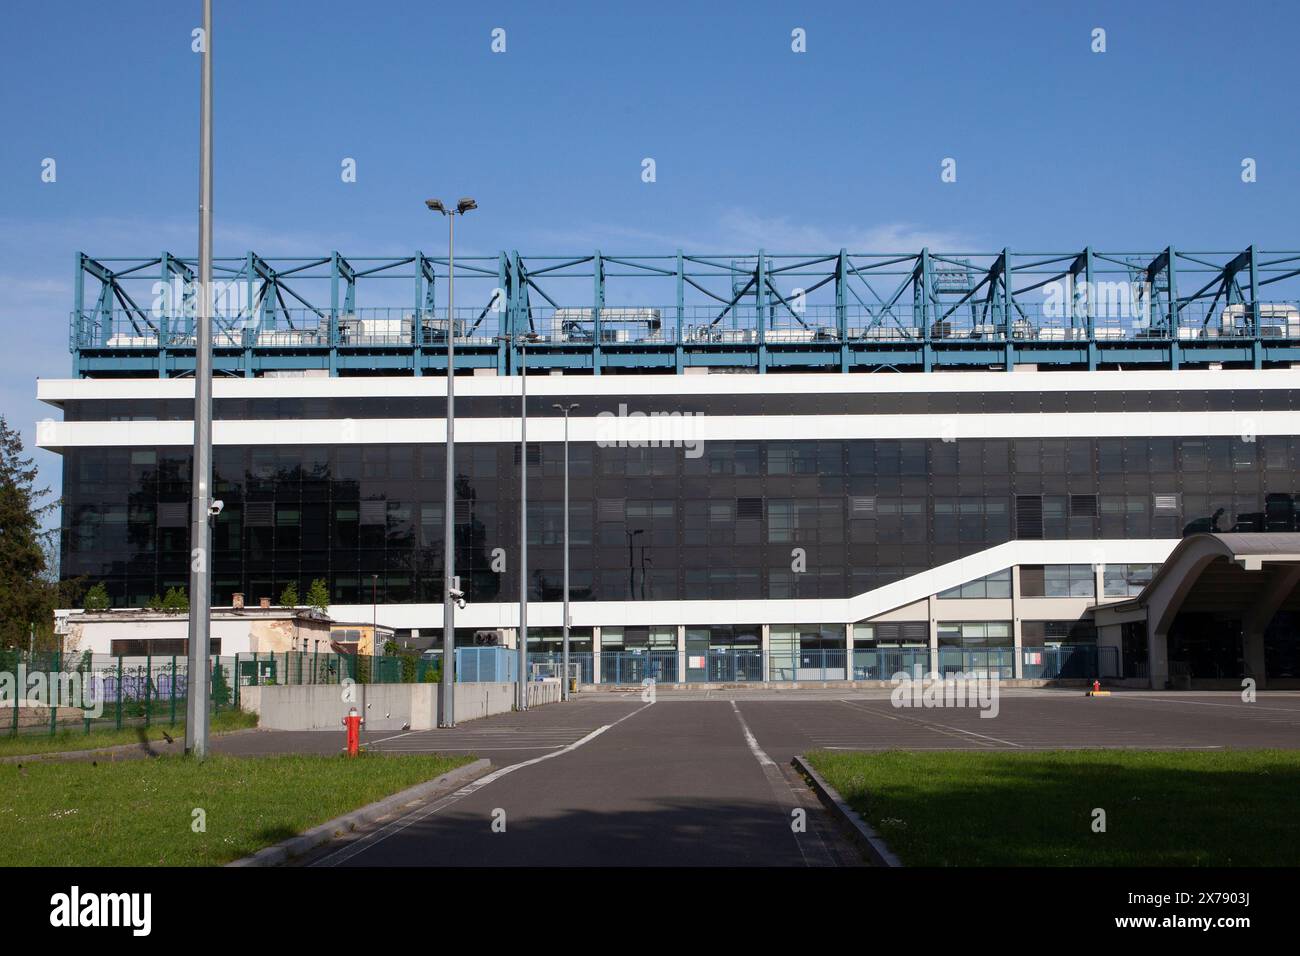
215 687 1300 867
297 695 861 867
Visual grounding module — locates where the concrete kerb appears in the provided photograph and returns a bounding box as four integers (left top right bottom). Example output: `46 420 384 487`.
792 754 902 868
226 757 492 867
0 726 262 764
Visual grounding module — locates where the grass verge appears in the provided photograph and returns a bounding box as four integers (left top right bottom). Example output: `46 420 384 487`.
0 752 475 866
0 709 259 758
806 748 1300 866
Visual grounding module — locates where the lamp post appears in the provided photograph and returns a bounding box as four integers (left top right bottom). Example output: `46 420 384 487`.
552 402 579 699
425 197 476 728
497 331 539 709
185 0 215 759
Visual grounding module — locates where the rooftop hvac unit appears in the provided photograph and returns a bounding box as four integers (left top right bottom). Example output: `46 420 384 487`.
1220 303 1300 337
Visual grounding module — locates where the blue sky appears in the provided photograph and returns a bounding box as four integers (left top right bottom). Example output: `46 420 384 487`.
2 0 1298 499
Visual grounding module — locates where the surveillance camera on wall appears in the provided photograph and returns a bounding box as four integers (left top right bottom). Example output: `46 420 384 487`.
209 500 224 517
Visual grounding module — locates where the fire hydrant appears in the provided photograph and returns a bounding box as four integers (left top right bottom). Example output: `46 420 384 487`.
343 706 364 757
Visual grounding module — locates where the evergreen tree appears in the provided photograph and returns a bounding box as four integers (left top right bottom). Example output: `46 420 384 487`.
0 416 57 648
83 582 110 611
162 586 189 613
306 578 330 615
279 581 300 607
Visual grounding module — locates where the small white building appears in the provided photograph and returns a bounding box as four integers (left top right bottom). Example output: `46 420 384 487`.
61 606 333 659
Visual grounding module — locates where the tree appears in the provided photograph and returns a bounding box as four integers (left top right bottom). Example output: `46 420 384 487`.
0 416 58 648
162 586 189 613
306 578 330 616
279 581 300 607
83 582 110 611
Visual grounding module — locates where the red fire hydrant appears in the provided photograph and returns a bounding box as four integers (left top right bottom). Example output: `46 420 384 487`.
343 706 364 757
1092 680 1101 694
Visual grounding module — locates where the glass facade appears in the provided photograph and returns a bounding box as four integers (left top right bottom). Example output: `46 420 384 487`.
60 433 1300 609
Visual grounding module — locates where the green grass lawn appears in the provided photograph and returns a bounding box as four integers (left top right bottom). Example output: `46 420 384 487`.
807 749 1300 866
0 752 475 866
0 708 259 758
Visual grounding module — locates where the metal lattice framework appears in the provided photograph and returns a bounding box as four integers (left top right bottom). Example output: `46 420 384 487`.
70 246 1300 376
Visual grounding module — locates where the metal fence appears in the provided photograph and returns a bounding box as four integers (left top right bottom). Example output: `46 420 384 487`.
1020 644 1102 680
851 648 932 680
0 648 454 740
939 647 1017 680
706 648 763 682
0 650 239 739
527 652 594 684
601 650 678 685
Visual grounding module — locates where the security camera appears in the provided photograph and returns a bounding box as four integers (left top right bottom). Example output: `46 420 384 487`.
449 587 466 610
208 500 224 517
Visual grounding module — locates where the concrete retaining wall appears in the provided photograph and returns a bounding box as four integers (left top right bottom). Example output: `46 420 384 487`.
241 679 561 731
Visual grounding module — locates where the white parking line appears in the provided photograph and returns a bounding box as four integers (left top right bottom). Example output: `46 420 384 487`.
730 700 777 768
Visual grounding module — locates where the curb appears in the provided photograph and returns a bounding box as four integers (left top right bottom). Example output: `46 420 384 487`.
0 726 262 765
792 754 903 868
226 757 493 867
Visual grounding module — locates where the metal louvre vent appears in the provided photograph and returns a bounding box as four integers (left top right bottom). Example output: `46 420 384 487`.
359 500 387 525
512 443 542 465
851 496 877 515
736 497 764 520
1069 494 1098 517
901 623 929 642
597 498 625 522
1015 495 1043 539
1153 493 1181 512
244 502 274 527
157 502 188 527
454 500 472 523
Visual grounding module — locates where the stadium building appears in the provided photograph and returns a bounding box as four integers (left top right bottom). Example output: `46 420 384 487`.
36 247 1300 688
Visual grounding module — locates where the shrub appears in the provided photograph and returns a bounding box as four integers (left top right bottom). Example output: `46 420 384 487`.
306 578 330 615
162 587 189 613
83 583 110 612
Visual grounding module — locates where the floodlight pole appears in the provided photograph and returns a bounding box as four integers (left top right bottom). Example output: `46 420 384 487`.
427 198 475 727
185 0 214 759
441 209 456 727
517 338 530 711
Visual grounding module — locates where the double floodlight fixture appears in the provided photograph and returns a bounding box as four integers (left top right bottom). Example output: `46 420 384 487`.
425 197 478 216
497 331 542 345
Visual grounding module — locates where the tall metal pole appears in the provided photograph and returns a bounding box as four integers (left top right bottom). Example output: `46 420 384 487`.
441 211 456 727
561 408 570 700
554 403 578 700
185 0 214 758
516 340 529 711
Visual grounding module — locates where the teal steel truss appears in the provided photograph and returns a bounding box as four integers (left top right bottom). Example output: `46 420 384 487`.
69 247 1300 377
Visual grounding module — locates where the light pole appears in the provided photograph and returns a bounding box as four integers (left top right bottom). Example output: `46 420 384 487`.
497 331 539 709
185 0 214 759
425 197 476 728
552 402 579 699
